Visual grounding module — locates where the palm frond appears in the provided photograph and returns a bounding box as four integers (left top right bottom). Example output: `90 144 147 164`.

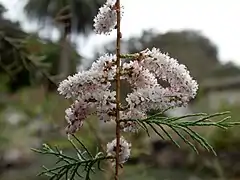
24 0 105 34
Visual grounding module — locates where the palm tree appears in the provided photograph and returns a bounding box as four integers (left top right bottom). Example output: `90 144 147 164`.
24 0 105 78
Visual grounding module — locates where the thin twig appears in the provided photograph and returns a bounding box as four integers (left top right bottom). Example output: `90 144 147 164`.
115 0 122 179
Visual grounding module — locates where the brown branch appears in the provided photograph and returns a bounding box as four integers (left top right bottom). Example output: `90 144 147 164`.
55 14 72 22
115 0 122 179
56 5 71 17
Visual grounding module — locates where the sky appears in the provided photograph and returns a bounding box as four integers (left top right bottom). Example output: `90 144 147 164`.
1 0 240 66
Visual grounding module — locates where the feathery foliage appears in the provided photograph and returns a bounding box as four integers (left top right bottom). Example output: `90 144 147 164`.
121 111 238 155
33 135 112 180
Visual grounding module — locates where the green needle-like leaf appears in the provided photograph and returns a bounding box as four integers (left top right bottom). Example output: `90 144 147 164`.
33 136 113 180
124 111 239 155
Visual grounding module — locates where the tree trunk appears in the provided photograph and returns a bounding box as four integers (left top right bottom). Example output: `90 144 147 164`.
44 28 72 92
58 28 71 79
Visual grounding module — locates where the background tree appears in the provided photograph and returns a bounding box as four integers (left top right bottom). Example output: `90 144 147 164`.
25 36 81 91
24 0 105 78
0 3 30 91
0 3 81 92
209 62 240 78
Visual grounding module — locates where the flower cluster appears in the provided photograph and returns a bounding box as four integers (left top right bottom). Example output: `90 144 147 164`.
93 0 123 35
58 47 198 163
57 0 198 166
107 136 131 165
65 100 89 134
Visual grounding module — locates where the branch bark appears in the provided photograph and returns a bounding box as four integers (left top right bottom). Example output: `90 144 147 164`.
115 0 122 179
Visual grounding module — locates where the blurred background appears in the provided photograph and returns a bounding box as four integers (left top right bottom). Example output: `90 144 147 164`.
0 0 240 179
